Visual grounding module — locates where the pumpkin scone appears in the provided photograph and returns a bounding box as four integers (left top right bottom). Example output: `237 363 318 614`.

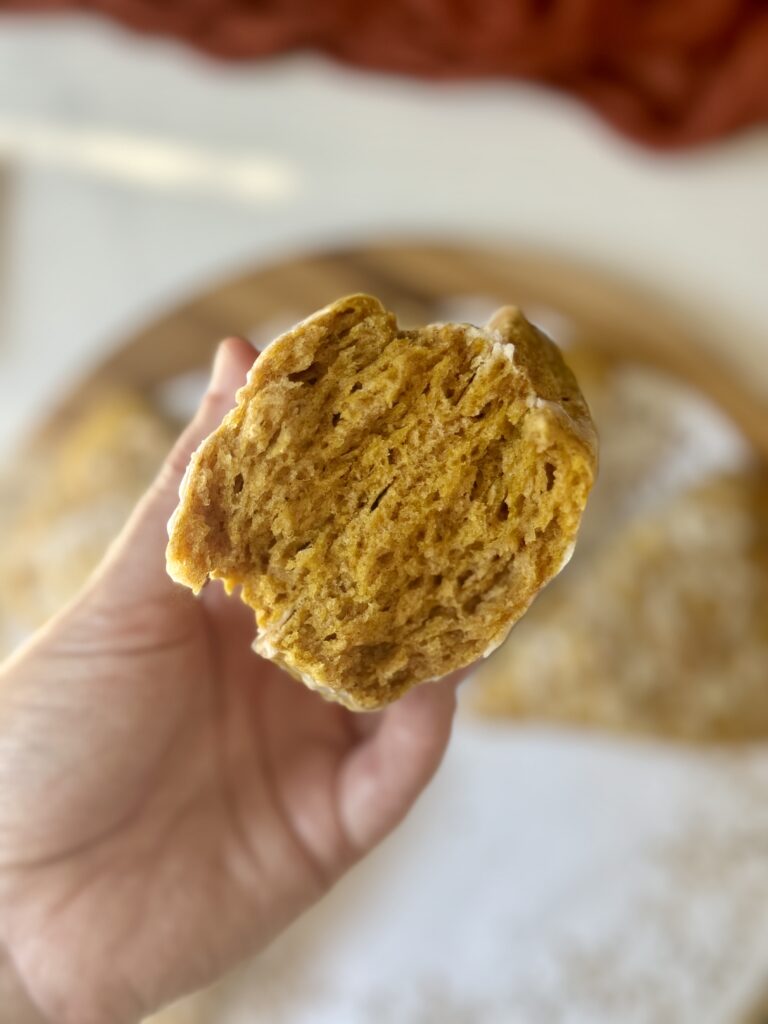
166 295 597 709
559 346 746 554
0 392 174 658
472 472 768 742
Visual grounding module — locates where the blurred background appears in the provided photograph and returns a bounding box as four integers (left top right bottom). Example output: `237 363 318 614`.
0 3 767 1022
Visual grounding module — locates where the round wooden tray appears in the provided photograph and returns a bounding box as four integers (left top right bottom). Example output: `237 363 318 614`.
31 242 768 1024
38 241 768 460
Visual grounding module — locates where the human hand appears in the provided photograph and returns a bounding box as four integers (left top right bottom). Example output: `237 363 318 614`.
0 339 458 1024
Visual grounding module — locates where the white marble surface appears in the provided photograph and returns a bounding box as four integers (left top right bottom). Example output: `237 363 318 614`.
2 17 768 1024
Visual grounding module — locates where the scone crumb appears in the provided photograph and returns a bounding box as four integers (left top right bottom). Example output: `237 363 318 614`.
167 295 596 709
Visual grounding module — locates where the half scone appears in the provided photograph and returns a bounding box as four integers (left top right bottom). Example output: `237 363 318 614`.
166 295 597 709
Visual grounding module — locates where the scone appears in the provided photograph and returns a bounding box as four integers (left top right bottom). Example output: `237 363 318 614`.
0 391 174 657
563 347 745 553
472 472 768 742
166 294 597 709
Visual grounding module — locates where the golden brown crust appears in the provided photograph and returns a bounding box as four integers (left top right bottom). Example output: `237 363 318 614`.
167 295 596 709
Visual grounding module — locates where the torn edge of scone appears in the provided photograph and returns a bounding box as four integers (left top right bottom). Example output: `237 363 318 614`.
253 631 361 708
165 359 261 592
166 457 199 590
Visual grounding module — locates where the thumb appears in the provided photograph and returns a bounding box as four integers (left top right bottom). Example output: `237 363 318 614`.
98 337 257 599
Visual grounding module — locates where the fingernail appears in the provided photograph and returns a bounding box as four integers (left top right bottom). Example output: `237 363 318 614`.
209 341 230 391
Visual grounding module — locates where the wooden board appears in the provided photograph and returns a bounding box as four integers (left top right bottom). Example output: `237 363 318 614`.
34 241 768 460
23 241 768 1024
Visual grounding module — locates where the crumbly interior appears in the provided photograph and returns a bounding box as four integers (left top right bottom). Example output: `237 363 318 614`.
167 295 596 709
472 472 768 742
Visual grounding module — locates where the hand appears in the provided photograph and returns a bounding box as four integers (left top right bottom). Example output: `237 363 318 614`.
0 340 458 1024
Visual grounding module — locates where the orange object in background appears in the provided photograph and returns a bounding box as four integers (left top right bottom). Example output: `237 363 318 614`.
2 0 768 148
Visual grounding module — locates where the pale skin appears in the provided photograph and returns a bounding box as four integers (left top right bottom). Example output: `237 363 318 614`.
0 339 459 1024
